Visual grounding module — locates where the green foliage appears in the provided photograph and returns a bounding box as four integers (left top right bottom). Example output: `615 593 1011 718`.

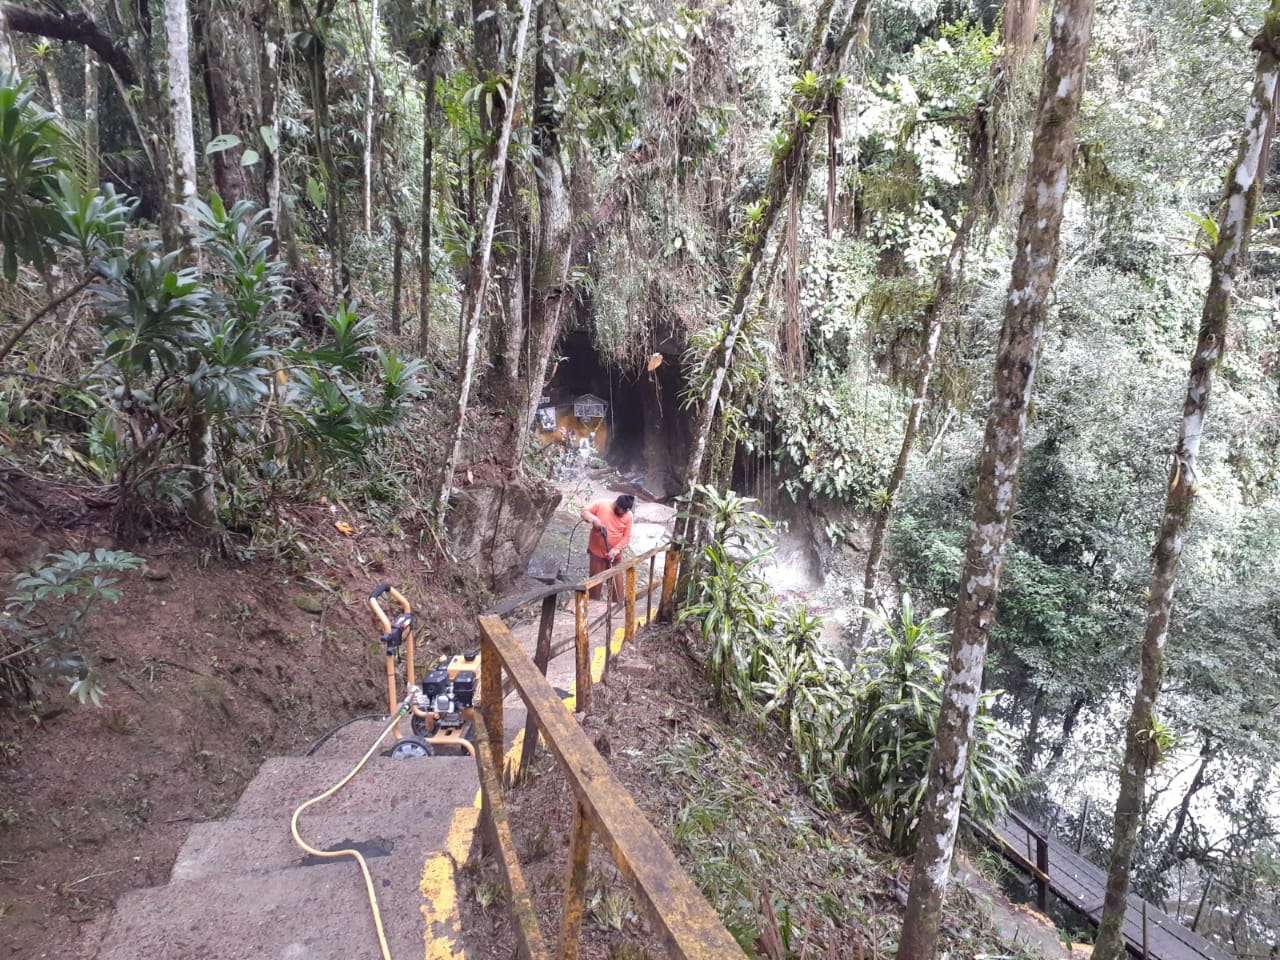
680 490 1020 837
0 76 72 280
774 367 898 506
847 598 1020 851
2 549 143 707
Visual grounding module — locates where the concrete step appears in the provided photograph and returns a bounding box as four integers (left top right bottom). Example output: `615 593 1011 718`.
232 755 478 821
94 832 456 960
170 804 457 883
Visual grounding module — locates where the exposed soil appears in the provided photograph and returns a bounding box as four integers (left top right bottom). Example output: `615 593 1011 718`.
0 483 476 959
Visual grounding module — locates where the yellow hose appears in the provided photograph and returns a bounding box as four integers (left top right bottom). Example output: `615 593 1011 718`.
290 709 405 960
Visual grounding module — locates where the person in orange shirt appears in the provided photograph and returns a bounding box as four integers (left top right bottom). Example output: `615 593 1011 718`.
580 495 635 601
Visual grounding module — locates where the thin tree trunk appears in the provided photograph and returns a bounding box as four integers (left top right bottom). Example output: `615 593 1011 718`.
84 47 98 178
472 0 523 386
165 0 197 237
435 0 533 517
362 0 378 235
1164 734 1212 862
673 0 869 553
857 200 977 641
195 0 253 205
1092 11 1280 957
510 0 571 470
0 7 17 76
391 218 404 334
259 0 283 250
165 0 212 531
292 0 343 296
39 55 62 114
418 9 439 355
897 4 1094 956
856 0 1040 646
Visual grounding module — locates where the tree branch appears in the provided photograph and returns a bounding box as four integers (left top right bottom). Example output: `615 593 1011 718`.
0 271 97 367
2 5 138 87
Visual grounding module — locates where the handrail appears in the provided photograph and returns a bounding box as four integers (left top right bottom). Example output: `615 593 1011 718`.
477 610 747 960
485 544 670 618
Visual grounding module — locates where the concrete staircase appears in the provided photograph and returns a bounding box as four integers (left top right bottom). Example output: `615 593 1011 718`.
89 718 481 960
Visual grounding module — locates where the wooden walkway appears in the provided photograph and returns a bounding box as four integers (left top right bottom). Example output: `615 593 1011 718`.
974 811 1232 960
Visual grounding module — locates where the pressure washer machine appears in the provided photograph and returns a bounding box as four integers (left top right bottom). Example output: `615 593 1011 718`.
366 583 479 760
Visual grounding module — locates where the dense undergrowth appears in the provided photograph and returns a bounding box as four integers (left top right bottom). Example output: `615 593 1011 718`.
677 486 1020 851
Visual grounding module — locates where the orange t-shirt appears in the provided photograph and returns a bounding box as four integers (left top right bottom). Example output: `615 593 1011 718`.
586 501 633 558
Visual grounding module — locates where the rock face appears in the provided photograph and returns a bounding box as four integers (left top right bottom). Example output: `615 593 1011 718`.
447 476 563 589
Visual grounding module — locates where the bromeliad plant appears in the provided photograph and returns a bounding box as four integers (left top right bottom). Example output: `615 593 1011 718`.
680 487 1021 844
845 597 1021 851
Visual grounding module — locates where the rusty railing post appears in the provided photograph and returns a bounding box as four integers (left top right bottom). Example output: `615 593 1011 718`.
557 800 593 960
480 630 504 775
658 547 680 621
604 590 613 678
574 588 591 712
646 554 655 624
624 566 637 644
516 594 557 781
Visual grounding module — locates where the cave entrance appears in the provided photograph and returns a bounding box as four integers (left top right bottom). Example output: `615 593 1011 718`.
543 332 689 499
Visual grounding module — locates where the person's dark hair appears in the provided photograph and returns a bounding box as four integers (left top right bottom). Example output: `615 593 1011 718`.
614 494 636 513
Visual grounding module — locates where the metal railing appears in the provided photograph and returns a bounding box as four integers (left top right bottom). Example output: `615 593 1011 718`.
472 545 749 960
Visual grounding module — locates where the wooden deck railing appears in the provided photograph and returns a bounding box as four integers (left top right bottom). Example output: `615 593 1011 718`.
472 545 749 960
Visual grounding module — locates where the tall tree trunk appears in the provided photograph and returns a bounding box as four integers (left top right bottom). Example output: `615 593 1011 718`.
1001 0 1038 56
361 0 378 235
195 0 254 205
165 0 197 238
435 0 533 517
0 8 17 76
292 0 343 296
672 0 870 554
83 46 98 178
165 0 213 531
1092 11 1280 957
259 0 283 250
417 7 439 355
856 0 1041 646
471 0 523 386
38 53 62 114
510 0 571 470
897 3 1094 957
391 216 404 334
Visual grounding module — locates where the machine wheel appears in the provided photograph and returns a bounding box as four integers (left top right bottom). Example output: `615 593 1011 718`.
388 736 433 759
411 714 430 739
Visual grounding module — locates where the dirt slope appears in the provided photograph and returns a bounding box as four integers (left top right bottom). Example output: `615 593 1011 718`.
0 494 474 959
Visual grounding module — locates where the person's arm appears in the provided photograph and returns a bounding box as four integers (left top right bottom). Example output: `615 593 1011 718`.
580 504 604 530
610 515 633 558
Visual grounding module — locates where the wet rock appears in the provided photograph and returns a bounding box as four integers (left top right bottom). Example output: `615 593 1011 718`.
447 476 562 590
143 563 172 582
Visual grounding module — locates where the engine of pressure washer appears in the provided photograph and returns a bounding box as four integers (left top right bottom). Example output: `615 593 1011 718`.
415 653 480 729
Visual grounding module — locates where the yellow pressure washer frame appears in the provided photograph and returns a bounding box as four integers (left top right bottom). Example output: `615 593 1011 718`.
366 584 479 759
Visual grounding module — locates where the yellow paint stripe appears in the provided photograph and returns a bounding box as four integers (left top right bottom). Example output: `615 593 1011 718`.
420 806 480 960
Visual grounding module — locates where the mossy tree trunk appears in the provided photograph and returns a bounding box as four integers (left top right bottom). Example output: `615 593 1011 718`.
435 0 533 516
673 0 871 555
856 0 1040 646
510 0 571 472
1092 8 1280 957
897 2 1094 956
